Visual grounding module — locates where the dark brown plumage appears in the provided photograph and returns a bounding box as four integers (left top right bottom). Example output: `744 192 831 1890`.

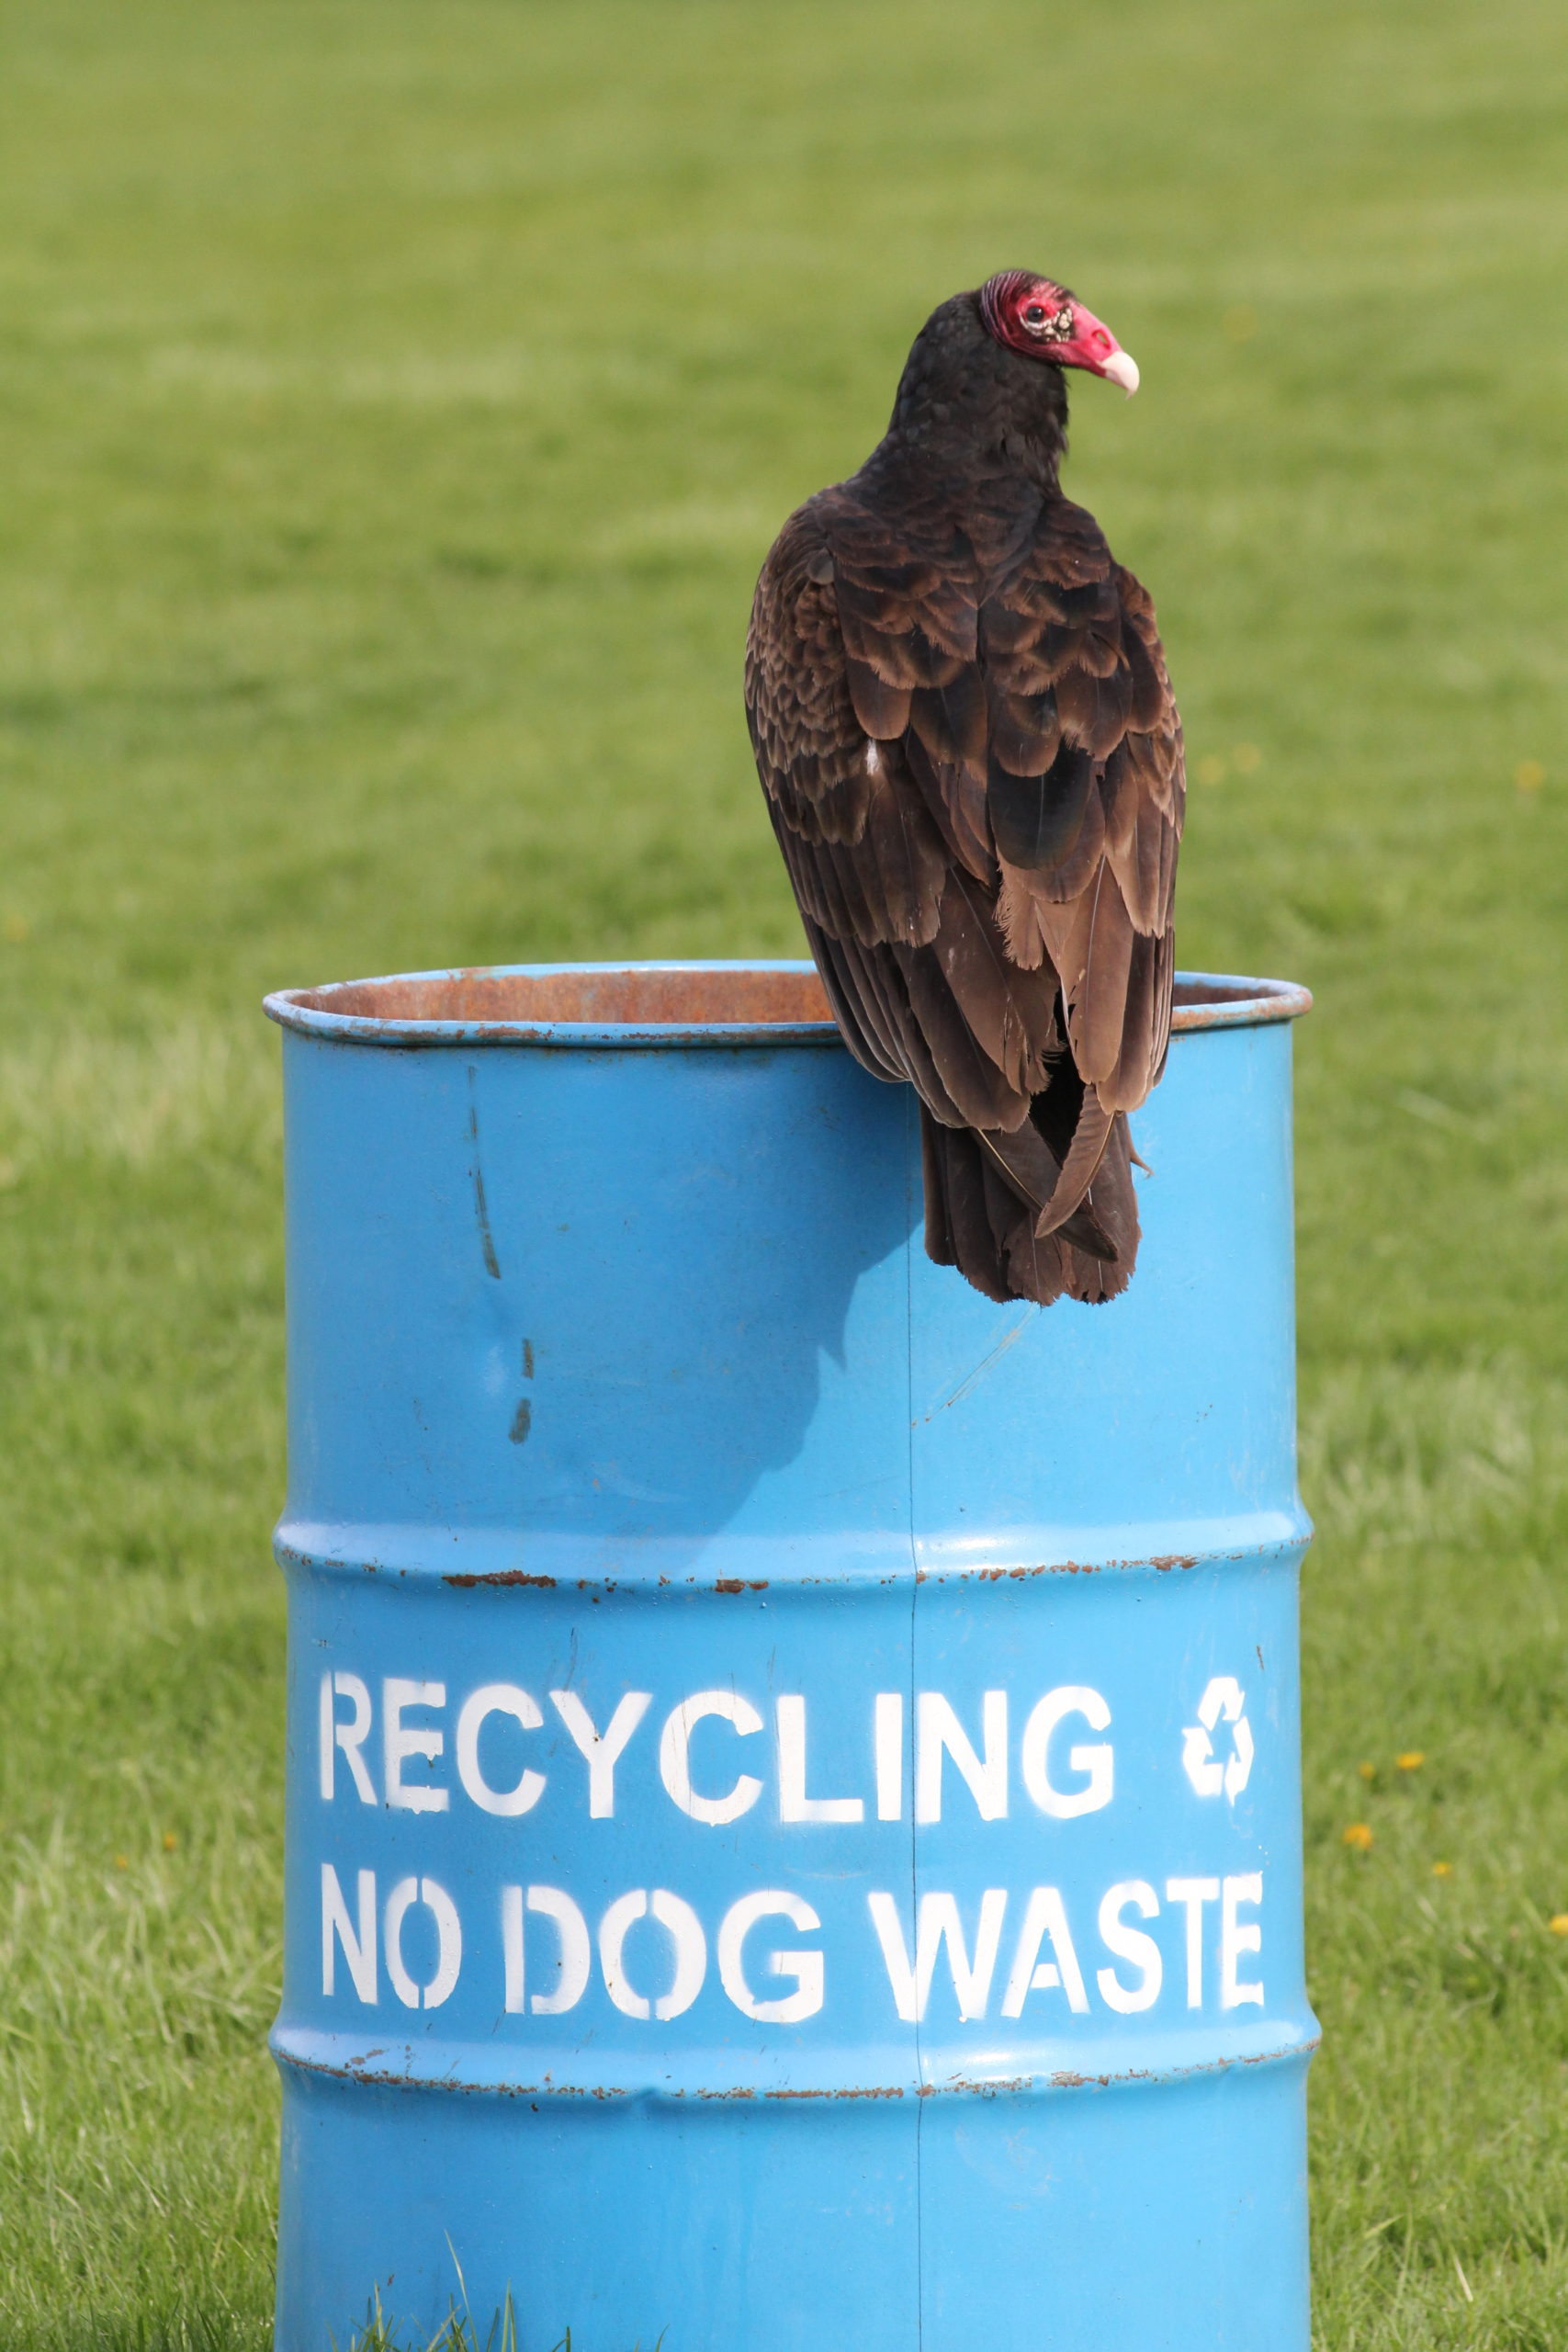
745 273 1185 1306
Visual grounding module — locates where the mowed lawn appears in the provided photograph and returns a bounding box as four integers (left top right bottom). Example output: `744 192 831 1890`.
2 1 1567 2344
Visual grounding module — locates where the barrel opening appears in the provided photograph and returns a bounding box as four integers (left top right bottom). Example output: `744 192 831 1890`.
287 967 834 1027
268 964 1309 1043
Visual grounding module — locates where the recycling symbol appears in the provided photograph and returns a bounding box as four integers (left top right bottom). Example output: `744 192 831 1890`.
1181 1676 1254 1802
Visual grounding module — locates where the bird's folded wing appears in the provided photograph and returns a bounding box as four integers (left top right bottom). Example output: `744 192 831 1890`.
745 488 1183 1156
979 498 1185 1114
747 497 1051 1136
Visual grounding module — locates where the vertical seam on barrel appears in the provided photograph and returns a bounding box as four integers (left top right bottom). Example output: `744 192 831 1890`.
906 1085 924 2349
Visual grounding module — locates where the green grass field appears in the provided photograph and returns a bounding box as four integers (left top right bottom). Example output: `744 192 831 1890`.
2 0 1566 2343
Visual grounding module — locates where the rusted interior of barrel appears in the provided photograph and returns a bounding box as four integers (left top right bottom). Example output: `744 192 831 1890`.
289 967 827 1025
287 969 1271 1029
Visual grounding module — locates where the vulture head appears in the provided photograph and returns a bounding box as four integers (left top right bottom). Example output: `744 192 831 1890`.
978 270 1140 396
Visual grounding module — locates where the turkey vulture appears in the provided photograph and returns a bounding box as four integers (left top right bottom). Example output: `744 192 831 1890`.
746 271 1184 1306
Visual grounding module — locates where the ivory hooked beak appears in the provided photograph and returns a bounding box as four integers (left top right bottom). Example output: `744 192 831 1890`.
1101 350 1140 397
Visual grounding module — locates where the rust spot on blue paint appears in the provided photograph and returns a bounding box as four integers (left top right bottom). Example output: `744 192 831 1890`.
443 1568 557 1589
763 2085 905 2100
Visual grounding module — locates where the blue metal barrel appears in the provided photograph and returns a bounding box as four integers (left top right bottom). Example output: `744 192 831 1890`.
265 959 1315 2352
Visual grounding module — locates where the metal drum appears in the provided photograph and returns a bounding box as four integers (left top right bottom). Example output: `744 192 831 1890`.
265 959 1316 2352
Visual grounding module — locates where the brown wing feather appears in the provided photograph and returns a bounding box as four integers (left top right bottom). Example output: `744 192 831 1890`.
746 481 1183 1306
983 511 1184 1114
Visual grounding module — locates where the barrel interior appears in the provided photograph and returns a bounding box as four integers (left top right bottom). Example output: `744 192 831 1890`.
283 969 1270 1029
288 967 830 1026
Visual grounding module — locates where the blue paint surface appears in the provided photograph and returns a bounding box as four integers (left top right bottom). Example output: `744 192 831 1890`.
266 961 1315 2352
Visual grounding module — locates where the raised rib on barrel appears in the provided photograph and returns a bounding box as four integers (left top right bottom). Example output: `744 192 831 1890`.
745 272 1184 1306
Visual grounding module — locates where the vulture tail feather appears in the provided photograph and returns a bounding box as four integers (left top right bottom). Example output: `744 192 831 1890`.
919 1101 1141 1307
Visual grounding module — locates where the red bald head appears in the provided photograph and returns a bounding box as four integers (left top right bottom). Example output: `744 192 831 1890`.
978 271 1140 395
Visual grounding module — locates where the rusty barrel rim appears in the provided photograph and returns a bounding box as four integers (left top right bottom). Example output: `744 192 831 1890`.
264 960 1312 1050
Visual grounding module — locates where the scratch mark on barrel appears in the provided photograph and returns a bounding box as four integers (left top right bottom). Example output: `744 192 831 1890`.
928 1312 1034 1417
467 1067 502 1279
509 1398 533 1444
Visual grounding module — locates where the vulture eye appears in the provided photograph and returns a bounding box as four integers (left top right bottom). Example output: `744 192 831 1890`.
1022 304 1046 325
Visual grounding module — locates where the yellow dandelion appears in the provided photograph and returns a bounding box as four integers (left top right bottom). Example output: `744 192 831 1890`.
163 1831 178 1852
1343 1823 1374 1852
1233 742 1262 774
1550 1915 1568 1938
1432 1861 1452 1878
113 1854 129 1871
1396 1751 1426 1771
2 914 28 944
1197 753 1226 786
1357 1761 1376 1781
1517 759 1545 792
